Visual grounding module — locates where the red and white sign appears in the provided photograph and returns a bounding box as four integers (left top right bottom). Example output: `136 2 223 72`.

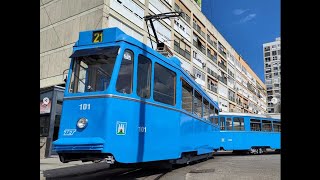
40 97 51 114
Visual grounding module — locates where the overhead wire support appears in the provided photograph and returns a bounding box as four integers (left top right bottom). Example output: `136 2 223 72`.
144 11 184 47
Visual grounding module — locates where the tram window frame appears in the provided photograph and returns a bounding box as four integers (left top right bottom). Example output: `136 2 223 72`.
226 117 233 130
182 79 193 113
69 47 119 93
220 117 225 130
193 90 203 118
203 98 210 120
116 49 134 94
137 55 152 99
262 120 272 132
210 104 218 125
153 62 176 106
233 117 245 131
273 121 281 132
250 119 261 131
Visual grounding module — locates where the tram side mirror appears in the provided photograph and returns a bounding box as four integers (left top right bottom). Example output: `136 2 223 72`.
64 75 67 83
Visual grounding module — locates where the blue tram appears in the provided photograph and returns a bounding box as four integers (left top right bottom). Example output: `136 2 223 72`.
218 112 281 154
53 27 221 165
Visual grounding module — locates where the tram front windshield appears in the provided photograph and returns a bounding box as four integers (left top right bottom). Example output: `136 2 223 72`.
68 46 119 93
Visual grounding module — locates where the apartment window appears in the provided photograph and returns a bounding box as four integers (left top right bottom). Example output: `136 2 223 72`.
228 89 235 102
154 63 176 105
273 56 278 60
174 35 191 60
228 69 234 78
218 41 226 58
264 46 270 51
182 79 193 113
265 52 270 57
265 57 271 62
193 33 206 54
272 51 277 56
207 77 218 93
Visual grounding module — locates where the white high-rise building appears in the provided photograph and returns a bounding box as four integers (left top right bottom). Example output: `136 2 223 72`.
263 37 281 113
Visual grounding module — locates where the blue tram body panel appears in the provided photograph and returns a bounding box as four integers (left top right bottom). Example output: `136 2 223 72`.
53 27 220 164
218 113 281 152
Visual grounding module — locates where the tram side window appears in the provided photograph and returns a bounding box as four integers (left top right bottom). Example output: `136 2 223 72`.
137 55 151 98
203 98 210 120
262 120 272 132
226 118 233 130
116 50 134 94
193 91 203 117
214 117 219 125
233 117 245 131
220 117 225 130
273 122 281 132
154 63 176 105
250 119 261 131
182 80 193 113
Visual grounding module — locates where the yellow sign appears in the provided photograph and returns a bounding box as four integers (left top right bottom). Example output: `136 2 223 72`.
92 31 103 43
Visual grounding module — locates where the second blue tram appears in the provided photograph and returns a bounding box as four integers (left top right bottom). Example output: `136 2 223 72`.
53 27 221 165
218 112 281 154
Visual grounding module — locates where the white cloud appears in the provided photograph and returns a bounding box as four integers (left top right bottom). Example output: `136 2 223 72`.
239 14 256 23
233 9 249 15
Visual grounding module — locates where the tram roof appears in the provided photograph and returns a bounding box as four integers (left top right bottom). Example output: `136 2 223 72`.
219 112 281 120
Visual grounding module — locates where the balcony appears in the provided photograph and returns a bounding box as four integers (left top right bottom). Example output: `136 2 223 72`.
207 68 219 79
218 48 226 58
218 76 227 85
218 62 227 72
193 40 206 55
207 50 217 64
228 95 235 102
193 22 205 38
207 84 217 93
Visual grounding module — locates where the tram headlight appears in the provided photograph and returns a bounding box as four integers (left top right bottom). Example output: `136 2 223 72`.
77 118 88 129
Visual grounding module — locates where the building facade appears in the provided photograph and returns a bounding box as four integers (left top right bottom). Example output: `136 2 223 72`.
40 0 267 114
263 37 281 113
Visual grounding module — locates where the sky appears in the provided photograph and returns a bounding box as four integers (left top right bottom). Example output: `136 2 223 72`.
201 0 280 82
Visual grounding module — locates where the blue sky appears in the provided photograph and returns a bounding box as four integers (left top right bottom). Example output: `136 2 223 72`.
202 0 280 82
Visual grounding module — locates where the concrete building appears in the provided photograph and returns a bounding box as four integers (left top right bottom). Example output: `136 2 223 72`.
40 0 267 156
263 37 281 113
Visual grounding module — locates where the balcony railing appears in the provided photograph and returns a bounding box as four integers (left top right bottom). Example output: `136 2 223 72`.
207 84 217 93
218 76 227 85
207 68 219 79
193 40 206 55
193 22 205 38
218 62 227 72
228 95 235 102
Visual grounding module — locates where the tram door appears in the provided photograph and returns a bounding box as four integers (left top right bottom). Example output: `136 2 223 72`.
219 117 233 150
